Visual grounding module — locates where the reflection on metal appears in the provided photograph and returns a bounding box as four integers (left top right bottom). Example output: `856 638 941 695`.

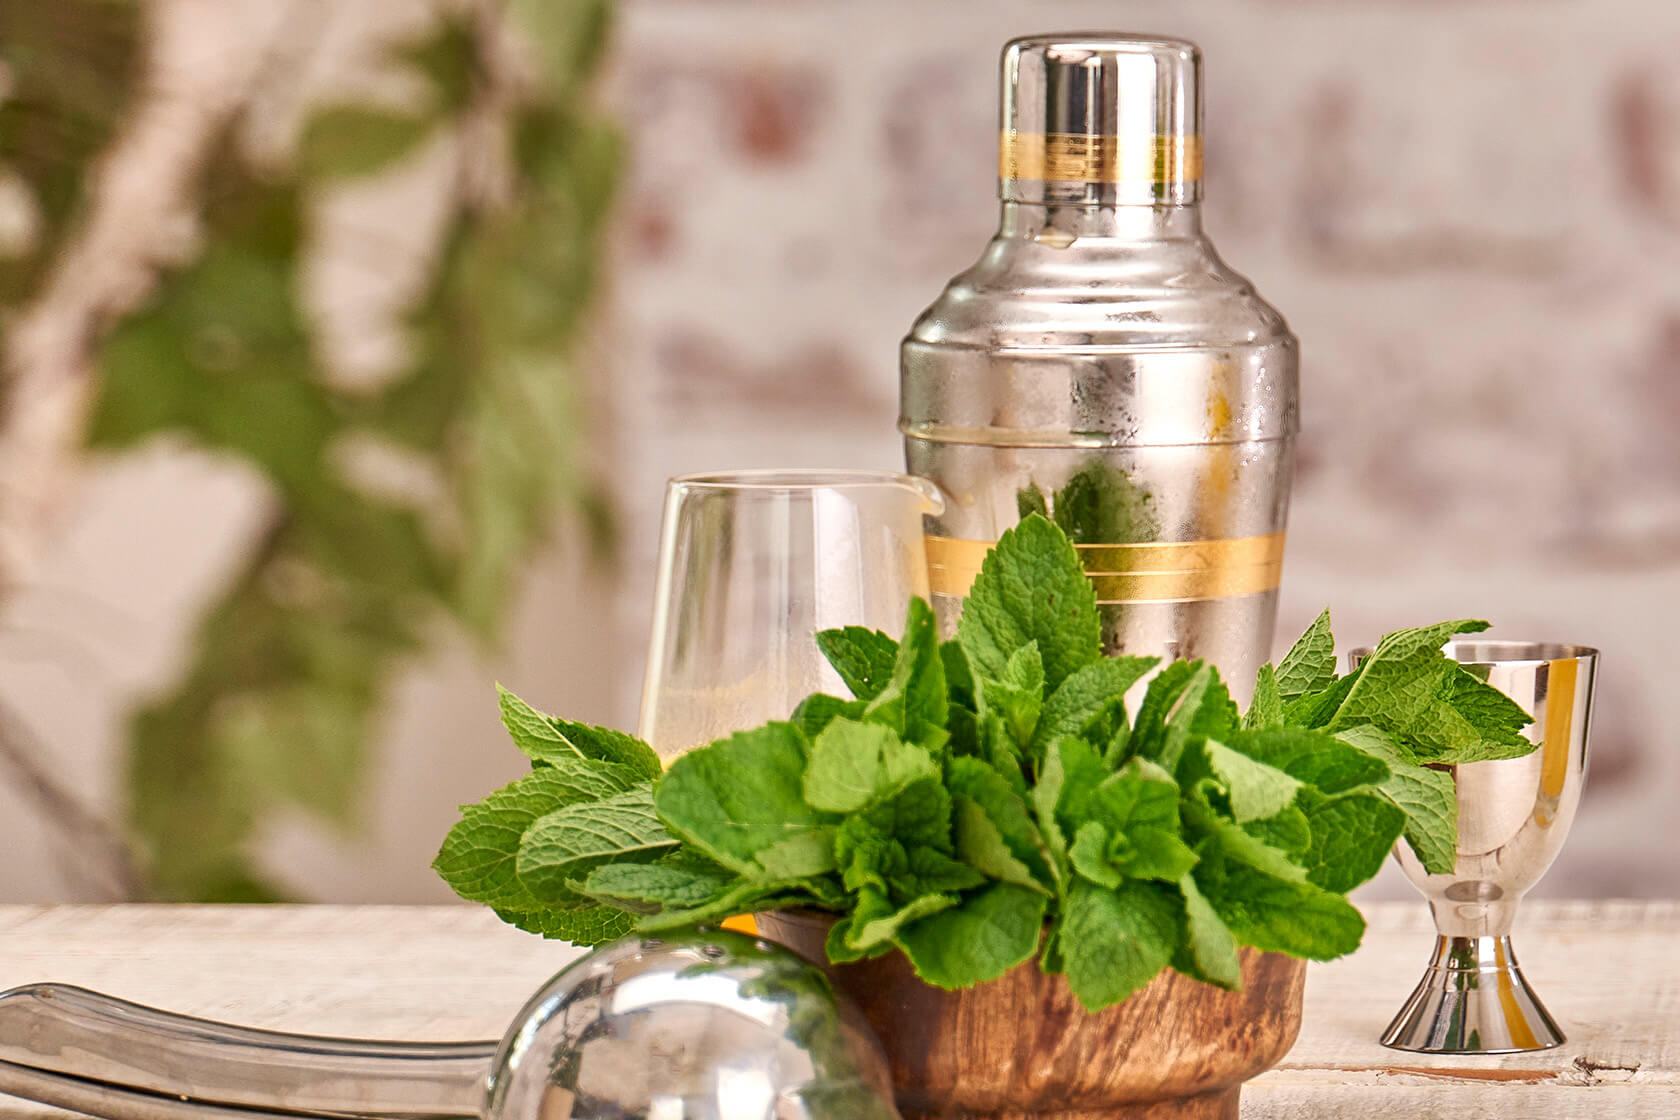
925 532 1285 603
1353 641 1599 1055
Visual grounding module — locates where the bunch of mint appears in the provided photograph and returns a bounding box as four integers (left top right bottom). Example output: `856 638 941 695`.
434 515 1534 1011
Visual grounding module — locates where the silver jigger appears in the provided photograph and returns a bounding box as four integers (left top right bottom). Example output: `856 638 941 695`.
1349 641 1598 1055
0 929 899 1120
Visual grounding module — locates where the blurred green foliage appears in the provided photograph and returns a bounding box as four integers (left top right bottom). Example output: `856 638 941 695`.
5 1 619 899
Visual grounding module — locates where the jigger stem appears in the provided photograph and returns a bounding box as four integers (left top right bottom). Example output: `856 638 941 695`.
1380 935 1565 1054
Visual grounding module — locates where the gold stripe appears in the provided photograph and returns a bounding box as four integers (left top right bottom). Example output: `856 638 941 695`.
1539 657 1577 803
926 531 1285 604
999 132 1203 184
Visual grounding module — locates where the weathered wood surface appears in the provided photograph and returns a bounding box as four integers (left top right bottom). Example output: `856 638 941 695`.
0 901 1673 1119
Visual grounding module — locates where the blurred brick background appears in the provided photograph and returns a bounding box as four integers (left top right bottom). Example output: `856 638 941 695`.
1 0 1676 903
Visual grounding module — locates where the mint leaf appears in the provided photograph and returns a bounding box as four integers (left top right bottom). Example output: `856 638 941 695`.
1059 880 1178 1011
1324 620 1533 762
941 639 976 706
1032 655 1158 752
835 778 974 901
581 859 735 912
1083 760 1199 884
1131 661 1237 771
1042 459 1159 545
1033 737 1110 875
433 760 640 909
1225 726 1389 795
754 832 839 879
864 597 948 745
957 515 1100 692
1275 609 1336 700
802 718 938 813
1192 850 1365 960
1336 724 1457 875
1284 670 1359 729
637 877 818 932
947 756 1053 886
895 883 1046 988
1176 874 1242 990
1068 823 1123 888
841 891 958 953
517 785 676 900
791 692 866 739
1294 787 1405 893
1182 799 1307 883
494 903 637 946
655 722 832 874
497 686 661 780
980 642 1045 747
1179 739 1302 824
1243 663 1284 730
955 794 1048 891
815 626 900 701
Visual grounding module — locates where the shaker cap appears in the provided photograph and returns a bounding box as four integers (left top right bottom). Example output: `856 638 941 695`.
1000 33 1203 205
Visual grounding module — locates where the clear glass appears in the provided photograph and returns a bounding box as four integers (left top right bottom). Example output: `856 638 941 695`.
637 470 943 759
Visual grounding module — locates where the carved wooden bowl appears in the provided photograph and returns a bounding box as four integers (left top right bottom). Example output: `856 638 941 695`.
756 910 1305 1120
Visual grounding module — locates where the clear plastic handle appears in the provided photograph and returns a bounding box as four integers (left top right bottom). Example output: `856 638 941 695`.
0 984 492 1119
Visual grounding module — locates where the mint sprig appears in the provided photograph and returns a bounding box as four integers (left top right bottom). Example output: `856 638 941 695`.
434 515 1534 1011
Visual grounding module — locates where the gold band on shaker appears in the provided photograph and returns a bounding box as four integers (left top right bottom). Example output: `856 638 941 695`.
926 531 1285 605
998 132 1204 185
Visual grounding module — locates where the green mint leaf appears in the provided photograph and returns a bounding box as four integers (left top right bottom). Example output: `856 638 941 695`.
753 832 839 880
1182 799 1307 884
1241 804 1311 856
1059 880 1179 1011
1016 481 1049 520
517 784 676 900
1175 874 1242 990
1178 739 1303 824
1131 661 1237 771
1275 609 1337 700
433 759 641 909
1283 670 1359 729
815 626 900 701
957 515 1100 692
894 883 1047 989
1032 656 1158 752
1084 758 1198 882
835 778 960 898
1324 620 1533 762
947 756 1053 886
1033 737 1110 874
637 877 818 932
941 639 976 706
841 891 959 953
1224 726 1390 795
1042 460 1159 545
980 642 1046 747
1335 724 1458 875
1192 849 1365 960
790 692 866 740
954 795 1049 892
1243 663 1284 730
581 859 735 912
803 718 938 814
493 903 638 946
655 722 831 874
1068 823 1122 889
864 597 948 745
1293 787 1405 894
497 686 661 780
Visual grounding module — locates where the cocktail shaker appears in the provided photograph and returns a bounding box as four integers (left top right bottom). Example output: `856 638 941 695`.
901 34 1298 693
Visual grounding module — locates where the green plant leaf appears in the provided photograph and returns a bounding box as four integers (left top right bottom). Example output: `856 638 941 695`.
1335 724 1458 876
298 106 432 179
1178 739 1303 824
497 686 661 780
432 759 640 908
494 903 638 946
1293 787 1406 894
1175 874 1242 990
815 627 900 702
1223 725 1389 795
517 784 676 899
1243 663 1284 730
1275 609 1337 700
947 756 1052 887
655 722 830 874
802 718 938 814
864 597 948 745
957 515 1100 692
580 859 736 912
1059 880 1178 1011
1192 849 1365 961
1032 655 1158 752
979 641 1046 747
894 883 1046 989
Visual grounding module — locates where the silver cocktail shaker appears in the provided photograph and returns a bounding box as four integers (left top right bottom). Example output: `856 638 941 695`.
902 34 1298 694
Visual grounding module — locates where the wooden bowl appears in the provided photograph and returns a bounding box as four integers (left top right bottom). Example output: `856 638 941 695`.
756 910 1305 1120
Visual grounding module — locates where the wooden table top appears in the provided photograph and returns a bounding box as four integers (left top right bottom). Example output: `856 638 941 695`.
0 900 1673 1119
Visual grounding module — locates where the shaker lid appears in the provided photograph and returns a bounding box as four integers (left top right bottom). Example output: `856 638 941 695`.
1000 33 1203 204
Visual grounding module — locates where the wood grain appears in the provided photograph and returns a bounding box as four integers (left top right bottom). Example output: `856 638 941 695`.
0 901 1672 1118
757 910 1305 1120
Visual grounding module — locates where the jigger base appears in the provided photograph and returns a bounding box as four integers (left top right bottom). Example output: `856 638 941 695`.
1381 935 1564 1054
